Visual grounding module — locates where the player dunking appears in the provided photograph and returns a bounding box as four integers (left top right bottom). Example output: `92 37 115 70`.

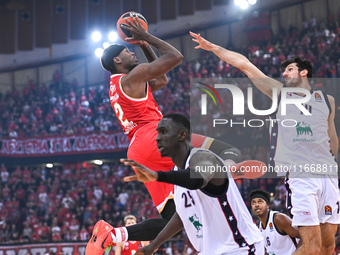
86 17 241 255
250 189 300 255
115 215 149 255
190 31 340 255
121 114 264 255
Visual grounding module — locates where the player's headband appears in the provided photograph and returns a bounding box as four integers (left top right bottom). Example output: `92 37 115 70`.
250 194 269 204
101 44 126 70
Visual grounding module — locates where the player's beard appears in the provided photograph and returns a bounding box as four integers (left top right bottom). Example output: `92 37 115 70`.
285 75 302 87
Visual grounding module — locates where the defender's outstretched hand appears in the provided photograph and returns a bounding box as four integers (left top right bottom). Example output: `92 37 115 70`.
190 31 215 51
120 159 158 183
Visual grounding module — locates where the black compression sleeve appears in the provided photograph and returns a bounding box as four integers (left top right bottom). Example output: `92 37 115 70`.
126 218 169 241
157 169 204 190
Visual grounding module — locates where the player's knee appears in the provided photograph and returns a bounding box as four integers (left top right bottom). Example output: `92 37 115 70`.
300 236 321 255
308 245 321 255
323 243 335 254
208 139 241 163
218 147 241 163
296 243 320 255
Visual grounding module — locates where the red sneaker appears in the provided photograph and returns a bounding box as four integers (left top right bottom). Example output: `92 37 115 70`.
85 220 115 255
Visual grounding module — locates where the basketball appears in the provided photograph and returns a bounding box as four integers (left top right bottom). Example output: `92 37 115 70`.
116 11 148 44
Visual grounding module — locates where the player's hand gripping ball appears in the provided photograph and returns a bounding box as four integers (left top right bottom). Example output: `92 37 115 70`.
117 11 148 44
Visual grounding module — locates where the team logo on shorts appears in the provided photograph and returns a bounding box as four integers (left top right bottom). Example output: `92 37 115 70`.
325 205 332 215
269 222 274 232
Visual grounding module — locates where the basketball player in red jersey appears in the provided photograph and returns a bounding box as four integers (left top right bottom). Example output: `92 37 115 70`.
115 215 149 255
86 16 241 255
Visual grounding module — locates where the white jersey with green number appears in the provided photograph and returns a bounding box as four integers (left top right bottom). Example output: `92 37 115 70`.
259 211 297 255
269 90 338 176
173 148 263 255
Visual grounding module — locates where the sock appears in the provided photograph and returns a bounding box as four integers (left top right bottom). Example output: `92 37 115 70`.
111 227 128 243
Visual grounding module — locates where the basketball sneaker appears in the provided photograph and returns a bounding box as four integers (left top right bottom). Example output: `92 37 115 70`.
230 160 267 179
85 220 116 255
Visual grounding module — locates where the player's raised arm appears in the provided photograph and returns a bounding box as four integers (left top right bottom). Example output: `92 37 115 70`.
190 31 283 99
136 41 169 92
123 17 183 86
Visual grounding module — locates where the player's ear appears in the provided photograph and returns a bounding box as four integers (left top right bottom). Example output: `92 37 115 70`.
114 56 121 64
300 69 308 77
179 130 188 141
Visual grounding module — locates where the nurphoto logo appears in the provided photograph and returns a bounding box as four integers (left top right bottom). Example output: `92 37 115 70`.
193 78 312 129
200 84 311 116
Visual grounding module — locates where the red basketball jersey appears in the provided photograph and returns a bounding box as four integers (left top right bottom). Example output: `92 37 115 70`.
109 74 163 141
122 241 142 255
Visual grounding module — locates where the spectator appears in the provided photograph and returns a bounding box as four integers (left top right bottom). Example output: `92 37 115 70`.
61 193 74 209
21 222 33 243
117 188 129 208
9 224 20 243
93 186 103 201
79 226 90 241
1 165 9 183
51 219 62 242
